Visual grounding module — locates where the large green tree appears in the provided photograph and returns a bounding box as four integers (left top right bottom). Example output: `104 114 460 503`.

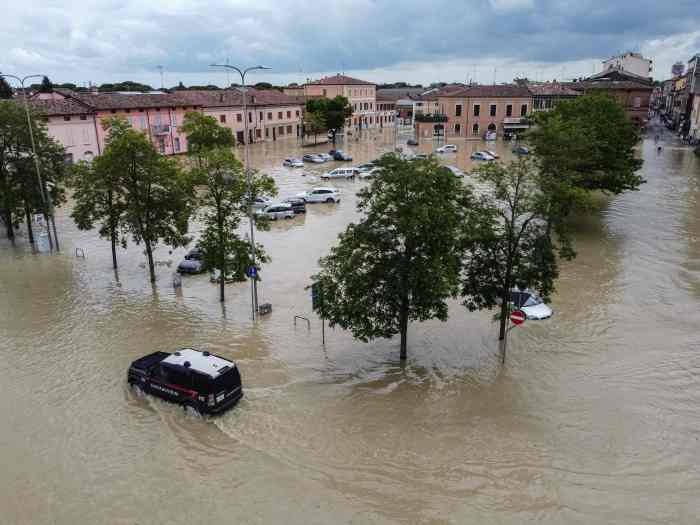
182 112 275 301
311 154 471 360
461 159 566 362
527 93 644 232
305 96 352 144
102 117 195 282
0 78 12 99
69 121 129 269
303 110 326 145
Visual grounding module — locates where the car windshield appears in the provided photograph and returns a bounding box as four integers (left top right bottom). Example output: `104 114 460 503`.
523 294 542 307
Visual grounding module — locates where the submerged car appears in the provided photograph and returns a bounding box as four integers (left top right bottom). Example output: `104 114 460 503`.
471 151 495 161
356 163 375 173
330 149 352 161
359 167 382 179
509 289 553 320
485 150 500 159
255 203 295 220
302 154 325 163
442 165 465 177
321 167 359 180
296 187 341 203
318 153 333 161
512 146 530 155
436 144 457 153
283 197 307 214
128 348 243 415
252 196 273 210
407 138 419 146
177 248 205 274
283 158 304 167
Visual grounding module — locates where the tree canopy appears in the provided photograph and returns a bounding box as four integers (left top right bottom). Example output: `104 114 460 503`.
305 96 352 143
0 78 12 99
311 154 471 359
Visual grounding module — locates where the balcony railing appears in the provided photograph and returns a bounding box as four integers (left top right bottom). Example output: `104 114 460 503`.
152 124 171 135
503 117 529 125
414 113 448 123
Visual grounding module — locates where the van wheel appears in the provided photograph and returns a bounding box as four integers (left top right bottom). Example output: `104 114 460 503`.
326 198 334 203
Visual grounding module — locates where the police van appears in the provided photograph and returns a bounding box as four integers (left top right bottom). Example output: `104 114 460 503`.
127 348 243 415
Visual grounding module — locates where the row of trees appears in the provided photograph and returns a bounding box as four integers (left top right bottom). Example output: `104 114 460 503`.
70 113 275 301
0 100 66 243
311 94 644 361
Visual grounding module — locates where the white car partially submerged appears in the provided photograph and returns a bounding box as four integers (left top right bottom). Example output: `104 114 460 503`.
443 165 465 177
255 202 295 220
509 289 553 320
283 158 304 167
296 187 341 203
436 144 457 153
471 151 495 161
359 167 383 179
321 167 359 180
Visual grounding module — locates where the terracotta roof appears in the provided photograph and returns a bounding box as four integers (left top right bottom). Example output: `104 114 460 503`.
305 74 374 86
28 98 92 116
576 80 654 91
376 88 426 101
527 83 581 97
439 85 532 98
66 91 198 110
174 88 301 108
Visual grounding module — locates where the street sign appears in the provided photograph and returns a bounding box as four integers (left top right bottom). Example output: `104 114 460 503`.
510 310 526 326
246 266 257 278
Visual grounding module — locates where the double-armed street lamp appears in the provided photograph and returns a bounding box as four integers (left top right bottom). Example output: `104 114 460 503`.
209 63 271 319
0 72 59 251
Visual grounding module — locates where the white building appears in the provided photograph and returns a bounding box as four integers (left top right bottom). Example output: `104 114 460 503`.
602 52 653 79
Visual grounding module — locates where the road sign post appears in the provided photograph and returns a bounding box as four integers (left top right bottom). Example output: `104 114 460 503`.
502 309 526 365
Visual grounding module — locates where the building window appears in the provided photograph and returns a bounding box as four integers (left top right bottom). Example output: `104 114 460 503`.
353 104 357 111
237 114 242 122
265 128 269 138
278 111 283 119
248 112 252 123
520 104 527 116
286 110 291 118
472 123 479 135
286 125 292 134
80 115 87 121
140 116 147 129
490 104 496 117
455 123 461 134
171 113 177 127
633 97 641 108
278 126 284 136
259 111 263 121
369 117 373 124
174 137 180 152
455 104 462 117
322 89 327 96
64 116 71 121
473 104 480 117
158 138 165 154
220 115 226 123
268 112 272 120
506 104 513 117
295 110 300 117
256 129 262 138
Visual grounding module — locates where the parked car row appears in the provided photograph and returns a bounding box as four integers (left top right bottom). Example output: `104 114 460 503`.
283 150 353 168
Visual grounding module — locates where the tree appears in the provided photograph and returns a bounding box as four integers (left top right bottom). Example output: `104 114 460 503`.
461 159 566 363
527 93 644 233
253 82 273 90
0 78 12 99
305 96 352 144
39 76 53 93
303 110 326 145
0 100 66 242
311 155 470 360
102 117 195 282
69 122 128 269
182 112 275 301
99 81 153 93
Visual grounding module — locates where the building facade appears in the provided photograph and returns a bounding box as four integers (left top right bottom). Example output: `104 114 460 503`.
602 52 653 79
575 69 653 126
29 88 303 162
528 82 581 112
415 85 533 140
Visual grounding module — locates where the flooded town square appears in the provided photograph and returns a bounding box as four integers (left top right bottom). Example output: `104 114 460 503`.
2 125 700 524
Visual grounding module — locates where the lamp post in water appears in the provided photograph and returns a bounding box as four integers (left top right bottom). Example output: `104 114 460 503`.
209 63 271 319
0 72 59 251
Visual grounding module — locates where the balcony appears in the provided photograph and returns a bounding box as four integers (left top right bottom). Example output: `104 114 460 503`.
503 117 530 129
414 113 448 123
152 124 171 135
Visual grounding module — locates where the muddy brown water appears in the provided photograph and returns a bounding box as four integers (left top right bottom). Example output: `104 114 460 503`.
1 124 700 524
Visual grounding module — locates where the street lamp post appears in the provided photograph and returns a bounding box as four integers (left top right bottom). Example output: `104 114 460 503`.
0 72 58 251
210 63 271 319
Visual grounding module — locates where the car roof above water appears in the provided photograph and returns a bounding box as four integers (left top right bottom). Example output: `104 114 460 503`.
162 348 235 378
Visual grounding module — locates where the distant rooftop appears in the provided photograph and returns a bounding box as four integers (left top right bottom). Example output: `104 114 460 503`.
305 74 375 86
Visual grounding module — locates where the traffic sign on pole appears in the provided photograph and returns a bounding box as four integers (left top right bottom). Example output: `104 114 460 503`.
246 266 257 279
510 310 526 326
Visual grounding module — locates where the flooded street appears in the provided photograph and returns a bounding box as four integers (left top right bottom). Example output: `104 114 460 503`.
2 124 700 524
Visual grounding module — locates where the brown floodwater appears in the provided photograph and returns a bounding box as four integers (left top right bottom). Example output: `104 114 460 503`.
1 123 700 524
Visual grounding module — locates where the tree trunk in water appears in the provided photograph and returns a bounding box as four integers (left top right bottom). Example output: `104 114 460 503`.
110 229 118 269
145 240 156 283
24 206 34 244
4 210 14 240
218 211 225 303
498 293 509 341
399 297 409 360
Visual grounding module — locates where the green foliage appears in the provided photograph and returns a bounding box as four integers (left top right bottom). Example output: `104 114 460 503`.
180 112 235 156
0 100 66 240
305 96 352 143
527 93 644 226
183 116 275 300
461 159 561 349
303 111 326 144
311 154 471 359
98 81 153 93
39 76 53 93
0 78 12 99
101 117 195 281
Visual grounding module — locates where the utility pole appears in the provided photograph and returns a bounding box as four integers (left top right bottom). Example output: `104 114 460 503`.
0 72 58 251
210 63 271 319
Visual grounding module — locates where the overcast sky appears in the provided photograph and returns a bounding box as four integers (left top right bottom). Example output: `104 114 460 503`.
2 0 699 88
